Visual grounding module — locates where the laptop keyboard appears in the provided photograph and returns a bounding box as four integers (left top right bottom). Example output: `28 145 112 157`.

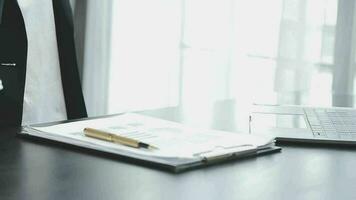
304 108 356 140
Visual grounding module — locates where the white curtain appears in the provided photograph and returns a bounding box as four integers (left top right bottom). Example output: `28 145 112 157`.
78 0 356 117
78 0 113 116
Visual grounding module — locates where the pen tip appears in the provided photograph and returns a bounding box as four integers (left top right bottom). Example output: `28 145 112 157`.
149 145 159 150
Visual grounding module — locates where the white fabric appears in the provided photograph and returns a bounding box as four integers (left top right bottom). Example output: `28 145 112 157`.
18 0 67 125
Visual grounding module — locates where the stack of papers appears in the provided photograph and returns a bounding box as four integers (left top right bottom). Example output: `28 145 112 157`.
21 113 280 172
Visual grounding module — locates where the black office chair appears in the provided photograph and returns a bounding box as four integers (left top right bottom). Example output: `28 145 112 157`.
0 0 87 127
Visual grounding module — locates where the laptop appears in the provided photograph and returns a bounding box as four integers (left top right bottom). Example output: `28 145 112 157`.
250 105 356 145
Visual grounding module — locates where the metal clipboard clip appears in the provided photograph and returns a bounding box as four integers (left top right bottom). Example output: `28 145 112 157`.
193 144 257 163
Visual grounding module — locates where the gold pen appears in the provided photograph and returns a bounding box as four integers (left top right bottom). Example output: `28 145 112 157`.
84 128 158 150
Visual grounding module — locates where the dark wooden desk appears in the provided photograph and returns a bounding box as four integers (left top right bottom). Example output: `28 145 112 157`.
1 100 356 200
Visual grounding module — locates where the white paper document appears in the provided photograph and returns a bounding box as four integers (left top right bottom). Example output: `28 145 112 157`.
21 113 277 170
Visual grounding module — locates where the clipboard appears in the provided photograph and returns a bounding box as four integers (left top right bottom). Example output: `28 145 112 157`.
20 113 281 172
